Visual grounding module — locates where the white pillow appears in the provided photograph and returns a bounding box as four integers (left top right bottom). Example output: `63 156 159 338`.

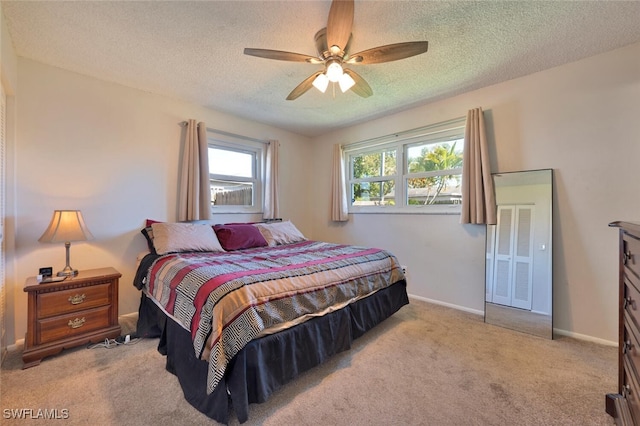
151 222 225 255
255 221 306 246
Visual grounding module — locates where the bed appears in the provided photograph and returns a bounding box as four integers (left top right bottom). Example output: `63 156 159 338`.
133 220 409 424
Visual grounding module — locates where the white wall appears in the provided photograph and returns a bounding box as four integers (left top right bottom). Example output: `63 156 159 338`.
310 41 640 343
7 59 312 345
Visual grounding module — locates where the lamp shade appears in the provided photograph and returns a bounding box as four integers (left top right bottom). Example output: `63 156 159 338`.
312 73 329 93
39 210 94 243
338 73 356 93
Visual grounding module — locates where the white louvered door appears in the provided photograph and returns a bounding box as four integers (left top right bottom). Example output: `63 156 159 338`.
511 206 534 309
490 205 534 310
492 206 515 306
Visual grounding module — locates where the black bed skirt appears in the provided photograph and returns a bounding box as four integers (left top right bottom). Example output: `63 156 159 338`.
136 280 408 424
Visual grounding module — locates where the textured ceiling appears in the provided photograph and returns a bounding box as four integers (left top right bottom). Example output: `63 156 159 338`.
3 1 640 137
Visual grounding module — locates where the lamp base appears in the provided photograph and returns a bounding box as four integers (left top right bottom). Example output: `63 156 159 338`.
58 241 79 277
57 268 78 277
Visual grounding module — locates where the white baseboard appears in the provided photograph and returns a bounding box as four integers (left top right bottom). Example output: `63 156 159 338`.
408 293 618 347
553 328 617 347
408 293 484 317
531 309 551 316
8 337 23 353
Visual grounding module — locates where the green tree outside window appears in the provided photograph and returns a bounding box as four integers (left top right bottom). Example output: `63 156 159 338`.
407 142 463 205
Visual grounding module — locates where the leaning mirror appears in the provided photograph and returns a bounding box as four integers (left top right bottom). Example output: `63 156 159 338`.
485 169 553 339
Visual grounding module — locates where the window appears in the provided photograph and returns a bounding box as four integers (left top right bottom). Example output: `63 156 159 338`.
350 149 397 206
345 118 465 214
207 134 265 214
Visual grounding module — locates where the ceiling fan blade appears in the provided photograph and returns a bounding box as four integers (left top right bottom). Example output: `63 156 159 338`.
343 69 372 98
244 48 320 63
326 0 354 53
286 71 324 100
348 41 428 64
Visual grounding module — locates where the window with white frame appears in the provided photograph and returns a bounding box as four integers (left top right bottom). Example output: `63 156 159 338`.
345 118 465 214
207 134 265 214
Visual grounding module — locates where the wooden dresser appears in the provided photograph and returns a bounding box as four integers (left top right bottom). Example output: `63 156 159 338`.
607 222 640 425
22 267 121 368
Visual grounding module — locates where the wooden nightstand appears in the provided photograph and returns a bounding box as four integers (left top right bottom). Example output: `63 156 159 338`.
22 267 121 368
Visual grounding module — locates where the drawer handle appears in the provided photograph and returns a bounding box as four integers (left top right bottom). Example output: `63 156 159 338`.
624 297 635 310
68 317 86 329
68 294 86 305
623 384 632 398
624 340 634 354
624 251 632 265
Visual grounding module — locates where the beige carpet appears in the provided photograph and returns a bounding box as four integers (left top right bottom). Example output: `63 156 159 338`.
1 299 617 425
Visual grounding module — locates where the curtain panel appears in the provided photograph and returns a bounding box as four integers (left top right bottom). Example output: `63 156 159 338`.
178 120 212 221
331 144 349 222
460 108 496 225
263 140 280 219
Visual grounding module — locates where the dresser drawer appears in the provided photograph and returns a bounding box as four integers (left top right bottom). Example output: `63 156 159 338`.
624 311 640 377
623 354 640 425
624 277 640 329
37 306 112 345
37 283 111 318
624 233 640 282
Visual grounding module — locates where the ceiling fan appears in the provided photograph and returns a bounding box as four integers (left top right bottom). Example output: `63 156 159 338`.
243 0 428 100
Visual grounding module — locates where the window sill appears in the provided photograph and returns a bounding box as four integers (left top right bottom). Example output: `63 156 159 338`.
211 208 263 214
348 206 461 215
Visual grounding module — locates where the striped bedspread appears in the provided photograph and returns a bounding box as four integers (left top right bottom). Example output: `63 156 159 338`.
142 240 405 394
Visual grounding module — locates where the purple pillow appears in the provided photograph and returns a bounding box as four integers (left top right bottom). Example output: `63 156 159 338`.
213 224 268 251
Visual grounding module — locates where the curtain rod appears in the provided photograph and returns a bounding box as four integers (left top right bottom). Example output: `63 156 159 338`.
179 121 267 144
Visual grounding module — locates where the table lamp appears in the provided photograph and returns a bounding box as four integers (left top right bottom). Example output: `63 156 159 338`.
38 210 94 277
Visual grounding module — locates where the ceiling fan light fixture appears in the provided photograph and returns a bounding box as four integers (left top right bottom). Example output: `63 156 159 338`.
326 61 343 82
312 73 329 93
338 72 355 92
244 0 428 100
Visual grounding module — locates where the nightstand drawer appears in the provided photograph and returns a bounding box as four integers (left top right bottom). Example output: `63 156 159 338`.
38 306 112 345
37 283 111 318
